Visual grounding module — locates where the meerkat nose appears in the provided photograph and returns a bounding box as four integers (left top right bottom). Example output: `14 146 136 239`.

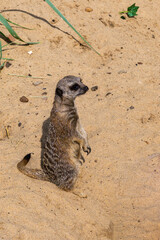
83 86 89 92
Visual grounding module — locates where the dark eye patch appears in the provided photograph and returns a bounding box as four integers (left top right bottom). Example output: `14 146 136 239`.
70 83 80 91
56 87 63 97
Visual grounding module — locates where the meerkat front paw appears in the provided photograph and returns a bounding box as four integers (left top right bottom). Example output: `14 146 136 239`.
83 145 91 155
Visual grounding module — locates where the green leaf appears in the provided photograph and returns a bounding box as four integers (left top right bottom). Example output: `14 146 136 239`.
6 19 34 30
0 41 14 70
0 41 2 60
0 62 5 70
0 41 5 70
0 31 12 42
119 3 139 18
0 14 39 44
127 3 139 17
0 14 24 42
2 58 14 61
44 0 100 56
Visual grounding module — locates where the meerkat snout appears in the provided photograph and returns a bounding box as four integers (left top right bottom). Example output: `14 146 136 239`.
82 85 89 93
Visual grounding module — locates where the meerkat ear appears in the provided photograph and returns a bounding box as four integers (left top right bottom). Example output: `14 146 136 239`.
56 87 63 98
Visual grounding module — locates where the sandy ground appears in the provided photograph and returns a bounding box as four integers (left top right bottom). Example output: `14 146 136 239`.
0 0 160 239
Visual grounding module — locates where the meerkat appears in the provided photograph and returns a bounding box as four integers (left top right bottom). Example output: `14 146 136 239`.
17 75 91 191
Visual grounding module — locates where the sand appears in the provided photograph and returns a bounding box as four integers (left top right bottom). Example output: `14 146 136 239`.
0 0 160 239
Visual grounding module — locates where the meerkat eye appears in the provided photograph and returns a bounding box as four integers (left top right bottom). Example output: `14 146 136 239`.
70 83 80 91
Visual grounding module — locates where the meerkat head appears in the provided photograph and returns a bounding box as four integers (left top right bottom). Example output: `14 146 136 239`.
55 75 89 101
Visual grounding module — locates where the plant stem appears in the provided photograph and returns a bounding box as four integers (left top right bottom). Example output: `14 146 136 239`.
119 11 128 14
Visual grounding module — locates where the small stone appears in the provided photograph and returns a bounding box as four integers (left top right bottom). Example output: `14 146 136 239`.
121 16 126 20
137 62 143 65
20 96 29 103
28 73 32 77
33 81 43 86
42 92 47 95
127 106 134 111
47 73 52 76
107 72 112 74
85 7 93 12
106 92 112 97
130 106 134 110
6 62 12 68
91 86 98 91
18 122 22 127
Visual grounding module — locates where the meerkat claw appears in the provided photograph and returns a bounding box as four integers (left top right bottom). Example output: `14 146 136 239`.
87 147 91 155
83 146 91 155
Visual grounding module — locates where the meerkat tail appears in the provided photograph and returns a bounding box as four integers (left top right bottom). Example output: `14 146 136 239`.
17 153 50 181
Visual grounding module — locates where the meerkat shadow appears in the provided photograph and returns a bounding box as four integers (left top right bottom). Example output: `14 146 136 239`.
40 117 50 167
